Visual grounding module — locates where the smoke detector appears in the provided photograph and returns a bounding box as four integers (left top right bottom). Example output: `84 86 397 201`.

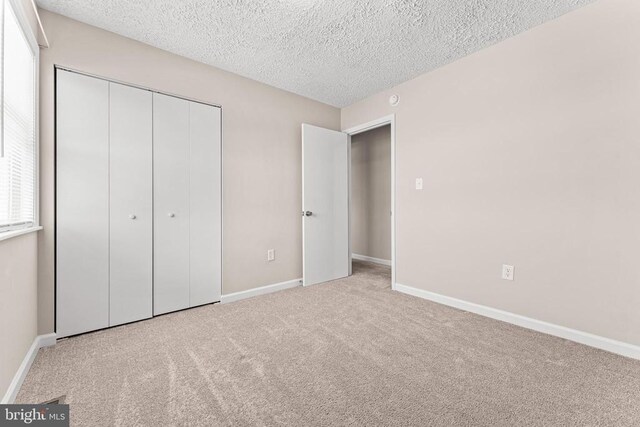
389 94 399 107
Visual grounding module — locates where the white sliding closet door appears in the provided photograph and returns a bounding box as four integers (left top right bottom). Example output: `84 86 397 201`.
189 102 222 306
56 70 110 338
153 93 191 315
109 83 153 326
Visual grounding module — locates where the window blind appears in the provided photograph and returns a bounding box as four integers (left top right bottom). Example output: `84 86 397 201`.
0 0 36 232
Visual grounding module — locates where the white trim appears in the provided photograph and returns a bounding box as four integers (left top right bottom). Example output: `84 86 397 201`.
0 225 42 242
7 0 38 52
395 283 640 360
342 114 395 136
347 134 352 276
220 278 302 304
34 22 40 230
38 333 57 347
219 100 224 305
343 114 396 290
1 333 56 404
352 253 391 266
28 0 49 48
55 66 222 109
301 125 306 285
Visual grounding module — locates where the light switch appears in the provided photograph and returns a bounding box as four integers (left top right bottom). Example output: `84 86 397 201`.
415 178 423 190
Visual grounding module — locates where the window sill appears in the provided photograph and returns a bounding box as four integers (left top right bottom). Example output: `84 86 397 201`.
0 226 43 242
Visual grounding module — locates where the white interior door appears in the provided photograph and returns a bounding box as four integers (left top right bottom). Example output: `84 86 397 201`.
153 93 190 315
109 82 153 326
56 70 110 337
302 124 349 286
189 101 222 306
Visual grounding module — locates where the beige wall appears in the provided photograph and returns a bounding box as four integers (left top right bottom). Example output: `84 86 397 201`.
351 125 391 261
37 10 340 334
0 233 38 400
342 0 640 346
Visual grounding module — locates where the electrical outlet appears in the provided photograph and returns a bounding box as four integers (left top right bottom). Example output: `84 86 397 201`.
416 178 423 190
502 264 514 281
267 249 275 262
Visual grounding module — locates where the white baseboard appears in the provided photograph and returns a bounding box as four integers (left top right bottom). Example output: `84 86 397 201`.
352 254 391 267
1 333 57 404
221 278 302 304
395 283 640 360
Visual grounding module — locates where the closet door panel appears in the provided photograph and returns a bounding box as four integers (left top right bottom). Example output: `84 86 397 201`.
153 93 190 315
56 70 110 337
189 102 222 306
109 83 153 326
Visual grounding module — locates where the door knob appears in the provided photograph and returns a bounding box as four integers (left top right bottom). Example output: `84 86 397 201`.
304 211 313 217
168 213 175 218
129 214 136 220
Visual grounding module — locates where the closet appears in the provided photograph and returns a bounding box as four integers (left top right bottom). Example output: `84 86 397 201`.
56 69 221 338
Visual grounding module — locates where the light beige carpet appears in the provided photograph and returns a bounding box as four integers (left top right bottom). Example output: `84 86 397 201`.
18 261 640 426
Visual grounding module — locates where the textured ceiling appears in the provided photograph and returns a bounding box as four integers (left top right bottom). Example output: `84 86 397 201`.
36 0 594 107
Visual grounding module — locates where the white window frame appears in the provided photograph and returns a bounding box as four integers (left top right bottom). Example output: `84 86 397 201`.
0 0 41 241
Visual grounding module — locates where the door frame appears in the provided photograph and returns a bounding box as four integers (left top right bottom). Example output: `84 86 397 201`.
343 114 396 289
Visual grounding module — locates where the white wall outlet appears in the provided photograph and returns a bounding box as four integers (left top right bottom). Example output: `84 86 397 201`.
267 249 275 262
502 264 514 281
415 178 423 190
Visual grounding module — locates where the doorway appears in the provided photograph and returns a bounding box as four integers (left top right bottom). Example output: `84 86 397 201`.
343 114 396 290
349 124 392 284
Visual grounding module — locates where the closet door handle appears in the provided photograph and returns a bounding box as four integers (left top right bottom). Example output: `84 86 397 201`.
129 214 137 220
168 212 175 218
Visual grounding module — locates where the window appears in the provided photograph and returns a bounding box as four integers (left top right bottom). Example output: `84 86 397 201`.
0 0 38 233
